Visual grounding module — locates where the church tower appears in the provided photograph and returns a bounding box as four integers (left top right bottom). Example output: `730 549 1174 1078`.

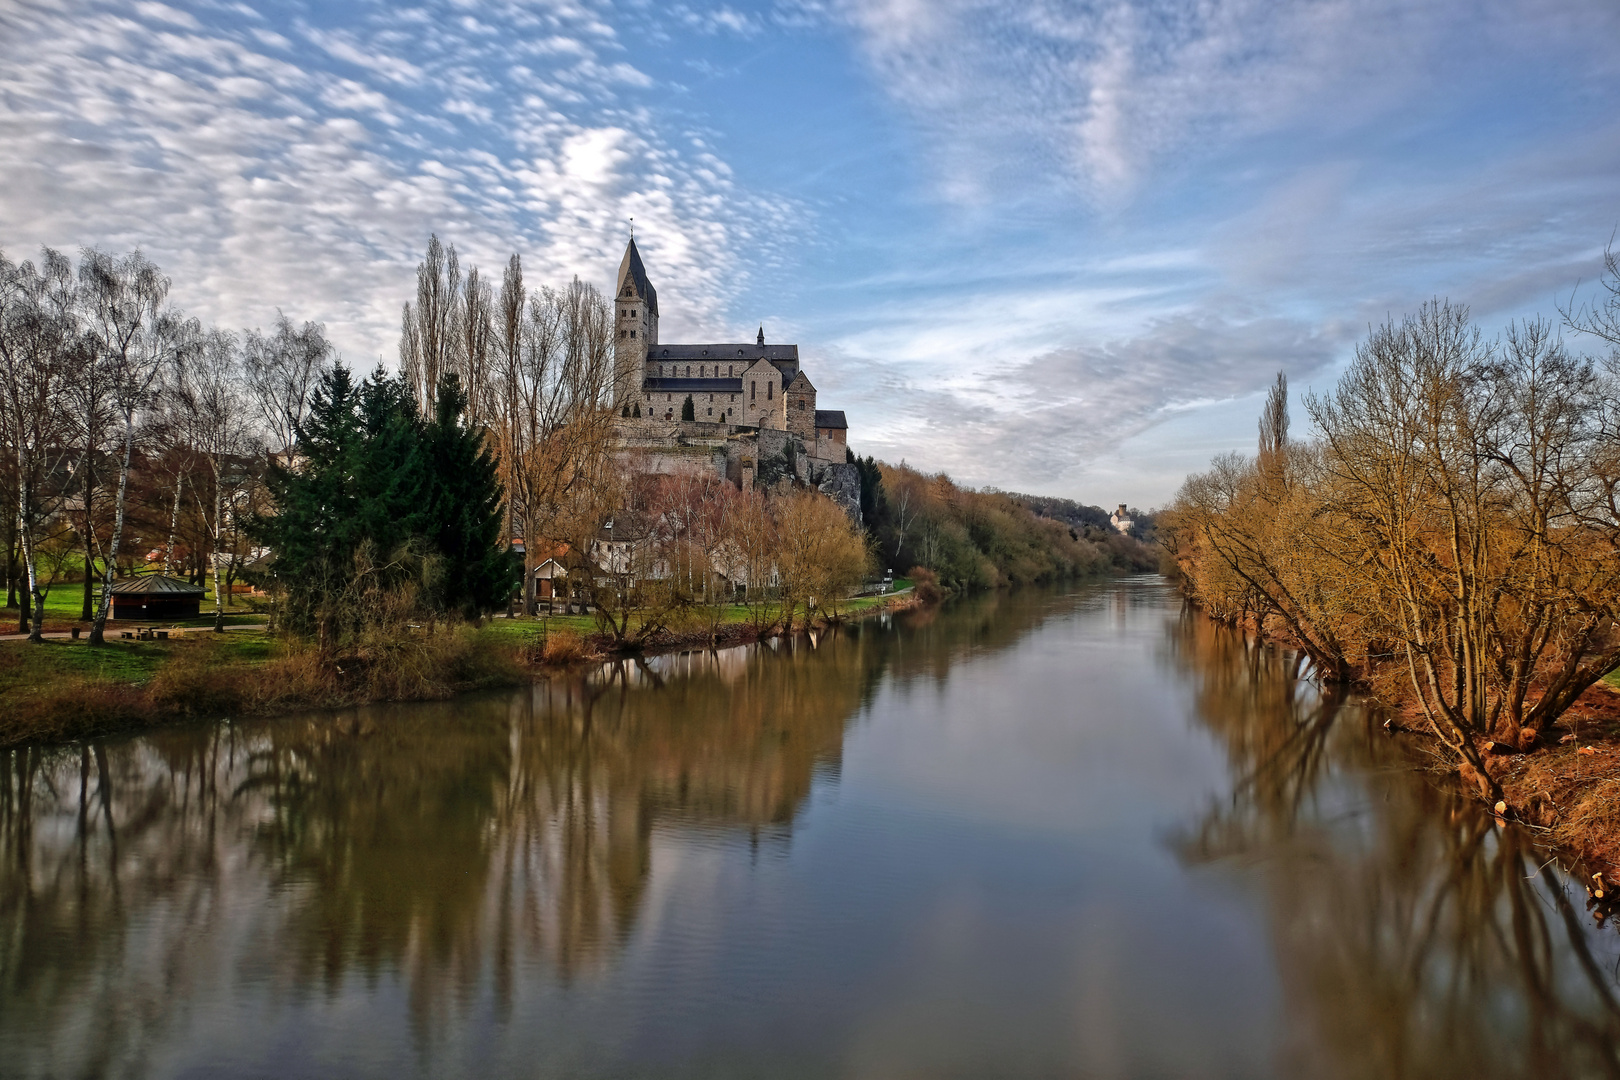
613 238 658 403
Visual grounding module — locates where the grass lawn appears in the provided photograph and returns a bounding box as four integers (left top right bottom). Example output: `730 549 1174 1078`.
0 637 170 692
0 630 277 695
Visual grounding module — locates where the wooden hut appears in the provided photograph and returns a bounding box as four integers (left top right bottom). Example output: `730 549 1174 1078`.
109 575 204 621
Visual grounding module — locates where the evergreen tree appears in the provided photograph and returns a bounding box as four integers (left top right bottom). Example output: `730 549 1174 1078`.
353 366 432 574
851 452 885 536
251 365 369 646
420 372 517 619
681 394 695 421
252 365 515 645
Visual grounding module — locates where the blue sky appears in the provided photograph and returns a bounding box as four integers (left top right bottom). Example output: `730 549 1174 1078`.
3 0 1617 505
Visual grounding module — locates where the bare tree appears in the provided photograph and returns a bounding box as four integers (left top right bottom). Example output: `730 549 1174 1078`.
0 249 84 641
243 312 332 456
64 297 116 622
460 264 494 429
79 249 195 645
172 328 255 631
493 276 618 613
1257 370 1288 464
400 235 461 415
494 253 525 614
1562 234 1620 352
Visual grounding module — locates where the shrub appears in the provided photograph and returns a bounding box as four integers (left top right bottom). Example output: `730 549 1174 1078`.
909 566 944 604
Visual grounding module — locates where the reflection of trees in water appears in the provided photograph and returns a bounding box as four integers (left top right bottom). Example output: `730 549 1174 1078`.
0 587 1101 1070
1168 611 1620 1080
0 624 887 1067
1 730 257 1077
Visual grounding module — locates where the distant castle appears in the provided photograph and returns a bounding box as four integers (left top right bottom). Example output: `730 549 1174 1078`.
610 238 860 512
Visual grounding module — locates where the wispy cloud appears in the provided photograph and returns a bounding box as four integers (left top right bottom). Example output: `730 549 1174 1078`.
4 0 1617 505
0 0 794 360
828 0 1620 206
791 0 1620 499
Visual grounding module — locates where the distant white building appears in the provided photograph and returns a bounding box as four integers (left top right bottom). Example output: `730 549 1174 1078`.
1109 503 1134 534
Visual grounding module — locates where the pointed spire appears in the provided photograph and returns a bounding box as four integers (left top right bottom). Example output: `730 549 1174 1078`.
757 325 765 346
615 237 658 315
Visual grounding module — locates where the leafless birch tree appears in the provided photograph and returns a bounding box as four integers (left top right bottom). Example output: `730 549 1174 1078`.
0 249 83 640
79 249 196 645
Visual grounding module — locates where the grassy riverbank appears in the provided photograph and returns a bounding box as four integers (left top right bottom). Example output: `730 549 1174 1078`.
0 586 921 750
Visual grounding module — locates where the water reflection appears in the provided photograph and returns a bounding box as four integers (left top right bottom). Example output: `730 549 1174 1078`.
1169 611 1620 1080
0 593 1075 1076
2 584 1618 1078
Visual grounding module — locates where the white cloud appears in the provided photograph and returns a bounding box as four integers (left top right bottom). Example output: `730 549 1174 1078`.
829 0 1620 206
0 0 795 362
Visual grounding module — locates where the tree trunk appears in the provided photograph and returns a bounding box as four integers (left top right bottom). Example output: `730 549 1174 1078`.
17 471 41 644
212 461 225 633
80 456 96 622
90 413 136 646
163 467 184 573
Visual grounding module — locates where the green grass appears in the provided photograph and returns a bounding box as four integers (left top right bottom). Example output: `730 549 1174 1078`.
0 637 170 692
0 628 275 698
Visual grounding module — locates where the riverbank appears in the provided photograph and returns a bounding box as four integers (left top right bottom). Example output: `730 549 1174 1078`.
0 588 924 750
1395 680 1620 884
1179 594 1620 903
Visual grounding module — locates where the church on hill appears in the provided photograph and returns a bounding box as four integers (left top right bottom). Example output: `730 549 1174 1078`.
612 238 848 451
610 238 858 509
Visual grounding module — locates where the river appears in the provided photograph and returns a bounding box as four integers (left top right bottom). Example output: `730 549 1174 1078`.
2 578 1618 1078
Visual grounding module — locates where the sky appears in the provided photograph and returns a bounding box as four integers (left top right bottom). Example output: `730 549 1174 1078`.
2 0 1617 507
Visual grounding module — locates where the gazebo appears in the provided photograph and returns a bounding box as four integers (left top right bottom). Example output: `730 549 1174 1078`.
108 575 205 621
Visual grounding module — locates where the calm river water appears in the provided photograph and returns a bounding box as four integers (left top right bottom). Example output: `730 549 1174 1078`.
4 578 1620 1078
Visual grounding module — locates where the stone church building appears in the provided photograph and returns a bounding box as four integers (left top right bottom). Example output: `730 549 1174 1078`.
610 238 859 511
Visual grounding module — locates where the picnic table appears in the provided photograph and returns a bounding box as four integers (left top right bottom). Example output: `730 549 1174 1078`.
121 626 183 641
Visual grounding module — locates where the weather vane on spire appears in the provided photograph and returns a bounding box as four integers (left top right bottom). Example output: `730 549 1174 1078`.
629 216 634 241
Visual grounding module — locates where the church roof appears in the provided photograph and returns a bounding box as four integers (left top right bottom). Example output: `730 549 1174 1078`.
814 410 847 430
648 344 799 362
616 239 658 316
644 377 744 393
